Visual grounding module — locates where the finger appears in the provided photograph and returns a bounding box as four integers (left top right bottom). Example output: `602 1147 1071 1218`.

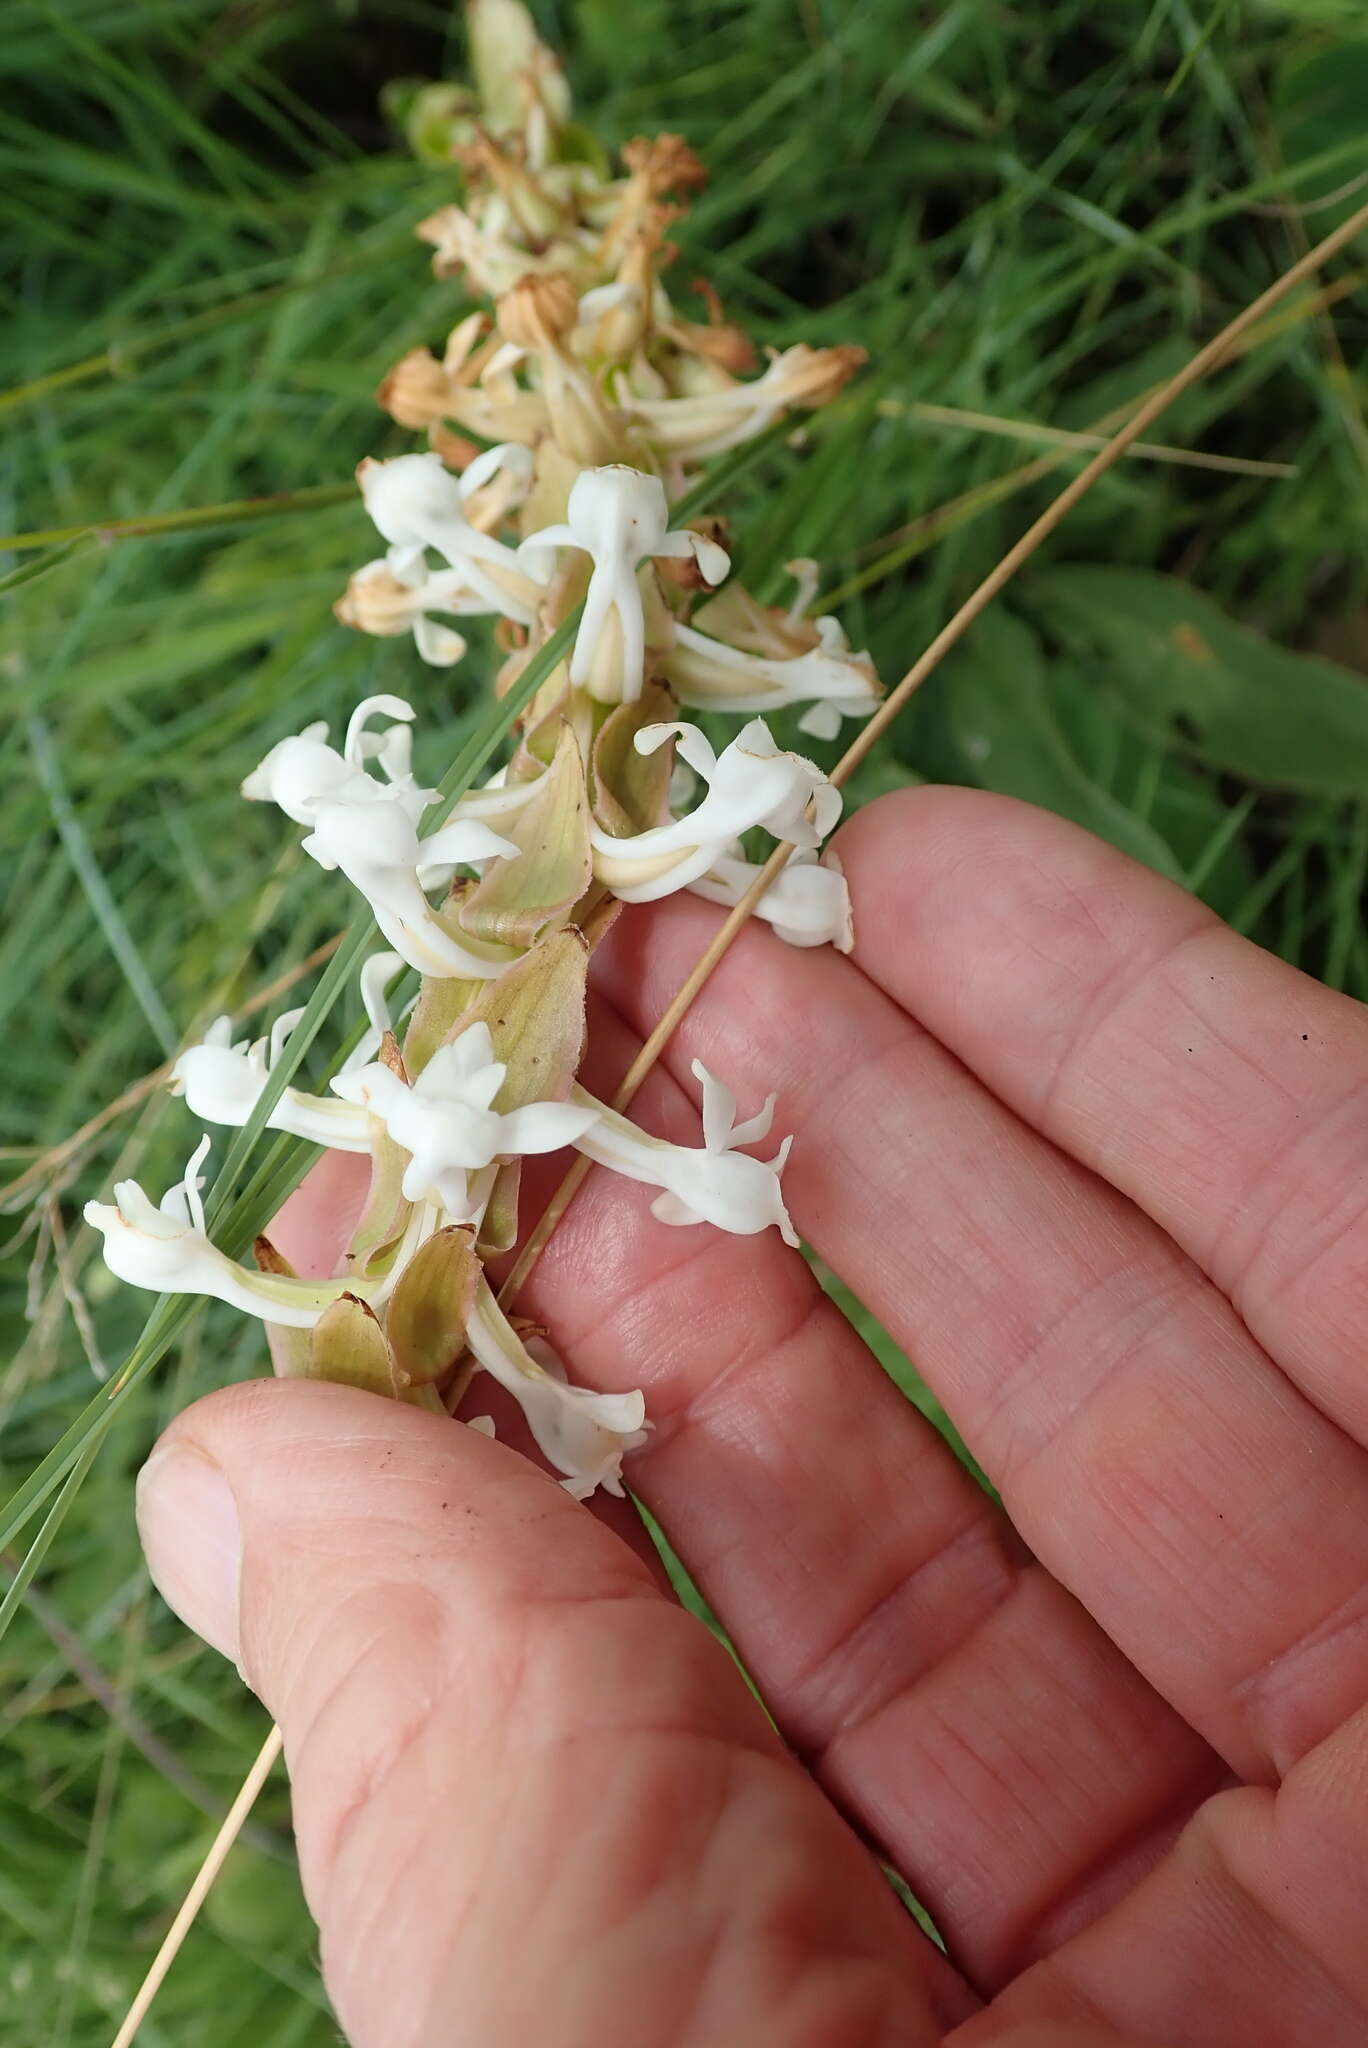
955 1706 1368 2047
835 785 1368 1449
135 1380 953 2048
588 885 1368 1788
269 1147 371 1277
515 996 1222 1991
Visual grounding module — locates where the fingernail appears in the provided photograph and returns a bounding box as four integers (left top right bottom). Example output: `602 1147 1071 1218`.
136 1441 242 1663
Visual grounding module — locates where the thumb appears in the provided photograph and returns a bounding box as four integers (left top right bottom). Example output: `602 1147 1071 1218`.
136 1377 950 2048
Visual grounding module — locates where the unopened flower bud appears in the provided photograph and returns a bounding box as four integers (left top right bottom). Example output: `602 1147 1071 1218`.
376 348 453 430
467 0 570 138
497 270 579 352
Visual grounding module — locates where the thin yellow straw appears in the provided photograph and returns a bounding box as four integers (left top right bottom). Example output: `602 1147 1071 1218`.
110 1722 285 2048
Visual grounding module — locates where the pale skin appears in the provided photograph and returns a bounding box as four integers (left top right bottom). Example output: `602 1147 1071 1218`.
137 786 1368 2047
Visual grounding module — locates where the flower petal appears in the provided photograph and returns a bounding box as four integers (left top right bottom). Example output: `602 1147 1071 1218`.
465 1281 647 1499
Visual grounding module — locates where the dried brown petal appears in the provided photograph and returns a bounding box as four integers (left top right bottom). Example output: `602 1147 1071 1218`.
619 133 708 200
334 566 420 639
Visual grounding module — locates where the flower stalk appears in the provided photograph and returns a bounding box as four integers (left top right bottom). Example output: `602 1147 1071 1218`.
85 0 882 1504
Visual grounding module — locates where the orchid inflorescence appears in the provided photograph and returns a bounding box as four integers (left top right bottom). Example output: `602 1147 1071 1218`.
84 0 882 1504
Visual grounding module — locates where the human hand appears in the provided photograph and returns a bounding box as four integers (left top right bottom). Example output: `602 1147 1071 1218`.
136 786 1368 2047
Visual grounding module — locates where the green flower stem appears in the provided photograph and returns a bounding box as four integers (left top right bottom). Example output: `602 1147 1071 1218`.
0 482 358 555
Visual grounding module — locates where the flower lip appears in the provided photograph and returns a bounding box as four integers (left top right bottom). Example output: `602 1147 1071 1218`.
520 463 729 700
300 801 520 981
570 1061 797 1246
587 717 841 904
464 1281 648 1500
333 1021 597 1220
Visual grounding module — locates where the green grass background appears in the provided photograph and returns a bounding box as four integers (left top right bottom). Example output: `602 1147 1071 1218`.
3 0 1368 2037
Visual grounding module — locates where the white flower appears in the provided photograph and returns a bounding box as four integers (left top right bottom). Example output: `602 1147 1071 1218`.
520 466 728 700
172 1013 372 1151
240 696 436 827
689 846 853 951
336 558 496 666
333 1022 598 1220
358 446 551 625
244 699 519 980
301 799 518 980
660 616 880 740
83 1138 368 1327
589 717 841 902
571 1062 797 1244
464 1280 648 1500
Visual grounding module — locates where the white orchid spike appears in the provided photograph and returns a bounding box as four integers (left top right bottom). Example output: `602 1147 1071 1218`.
590 717 841 902
83 1138 367 1328
690 847 854 951
172 1014 373 1150
80 37 885 1513
333 1022 598 1220
520 465 729 699
464 1281 649 1500
571 1062 797 1245
661 616 879 739
358 446 551 624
